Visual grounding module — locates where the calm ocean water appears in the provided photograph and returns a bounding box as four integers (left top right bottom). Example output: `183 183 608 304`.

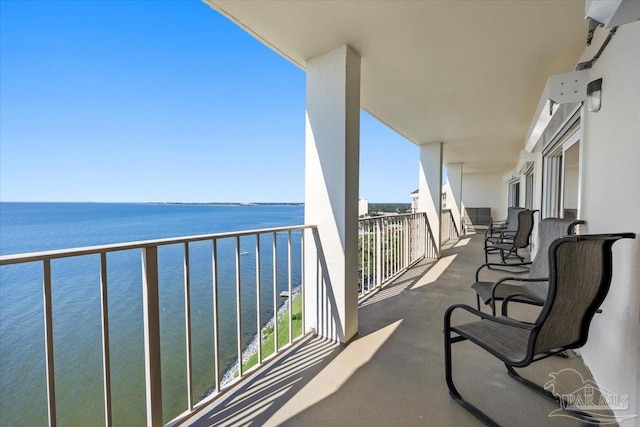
0 202 304 426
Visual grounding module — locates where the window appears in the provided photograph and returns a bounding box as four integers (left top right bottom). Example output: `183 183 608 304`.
508 181 520 207
562 143 579 219
525 167 534 210
542 115 581 219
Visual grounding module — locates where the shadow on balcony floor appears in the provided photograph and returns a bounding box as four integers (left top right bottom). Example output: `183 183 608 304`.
186 234 614 426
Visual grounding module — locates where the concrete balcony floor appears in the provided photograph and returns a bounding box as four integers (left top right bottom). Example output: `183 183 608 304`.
185 233 614 427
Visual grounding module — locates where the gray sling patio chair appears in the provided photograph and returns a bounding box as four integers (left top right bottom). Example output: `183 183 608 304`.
483 209 536 267
445 232 635 427
484 207 524 239
473 218 584 315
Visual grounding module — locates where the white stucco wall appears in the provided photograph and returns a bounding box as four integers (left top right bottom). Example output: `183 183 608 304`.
574 22 640 424
462 172 508 223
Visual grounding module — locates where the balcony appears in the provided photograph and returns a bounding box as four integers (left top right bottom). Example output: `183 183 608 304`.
1 2 637 422
183 231 607 426
0 213 621 426
0 213 437 426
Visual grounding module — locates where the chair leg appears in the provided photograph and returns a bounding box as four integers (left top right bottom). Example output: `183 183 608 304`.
484 241 490 266
501 299 509 317
444 310 500 426
505 365 602 425
512 248 525 262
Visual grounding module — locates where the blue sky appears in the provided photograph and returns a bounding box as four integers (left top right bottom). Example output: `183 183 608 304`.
0 0 418 203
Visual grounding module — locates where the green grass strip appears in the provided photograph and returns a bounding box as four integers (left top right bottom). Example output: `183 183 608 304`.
242 294 303 372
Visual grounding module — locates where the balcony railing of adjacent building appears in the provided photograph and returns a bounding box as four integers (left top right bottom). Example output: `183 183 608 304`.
0 213 441 426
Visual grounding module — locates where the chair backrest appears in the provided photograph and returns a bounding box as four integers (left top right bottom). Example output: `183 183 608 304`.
512 210 535 248
531 233 635 357
504 207 525 232
529 218 585 279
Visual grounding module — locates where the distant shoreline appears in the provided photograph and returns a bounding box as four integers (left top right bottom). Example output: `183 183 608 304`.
146 201 304 206
0 201 304 206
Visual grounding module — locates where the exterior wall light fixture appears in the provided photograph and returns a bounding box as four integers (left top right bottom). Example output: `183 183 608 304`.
587 78 603 112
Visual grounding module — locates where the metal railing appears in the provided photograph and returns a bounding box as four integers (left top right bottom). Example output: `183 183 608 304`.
358 212 436 298
0 225 315 427
0 212 439 425
441 209 460 245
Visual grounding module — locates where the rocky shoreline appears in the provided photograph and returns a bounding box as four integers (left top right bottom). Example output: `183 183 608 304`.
203 285 302 395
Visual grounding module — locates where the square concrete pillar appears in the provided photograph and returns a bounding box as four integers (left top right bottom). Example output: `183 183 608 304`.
446 163 463 236
419 143 443 257
304 45 360 343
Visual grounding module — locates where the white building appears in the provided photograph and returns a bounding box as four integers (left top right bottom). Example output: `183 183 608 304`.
358 198 368 216
411 187 449 212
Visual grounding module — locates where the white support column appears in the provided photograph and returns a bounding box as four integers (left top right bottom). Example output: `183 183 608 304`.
304 45 360 343
446 163 463 237
531 152 544 257
419 142 443 257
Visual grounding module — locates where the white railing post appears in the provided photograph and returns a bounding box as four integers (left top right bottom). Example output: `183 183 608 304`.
99 253 113 427
255 234 262 364
272 232 278 352
375 219 382 290
235 236 242 377
211 239 220 393
141 246 163 427
183 243 194 410
300 230 305 336
42 259 57 427
404 216 409 268
287 230 293 345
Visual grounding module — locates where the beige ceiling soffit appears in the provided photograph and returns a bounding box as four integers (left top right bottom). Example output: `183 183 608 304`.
206 1 306 70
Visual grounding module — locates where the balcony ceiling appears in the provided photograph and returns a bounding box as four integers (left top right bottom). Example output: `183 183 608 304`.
206 1 586 173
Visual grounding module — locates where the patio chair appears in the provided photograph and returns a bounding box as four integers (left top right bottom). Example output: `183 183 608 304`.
483 209 536 267
484 207 524 239
473 218 584 315
444 232 635 426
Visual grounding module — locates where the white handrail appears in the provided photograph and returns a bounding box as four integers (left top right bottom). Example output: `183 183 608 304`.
0 224 315 427
0 225 314 265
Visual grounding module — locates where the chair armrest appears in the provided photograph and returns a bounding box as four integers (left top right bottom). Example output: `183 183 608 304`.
490 277 548 314
475 262 532 281
444 304 536 332
485 220 506 237
501 293 545 315
495 277 549 283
